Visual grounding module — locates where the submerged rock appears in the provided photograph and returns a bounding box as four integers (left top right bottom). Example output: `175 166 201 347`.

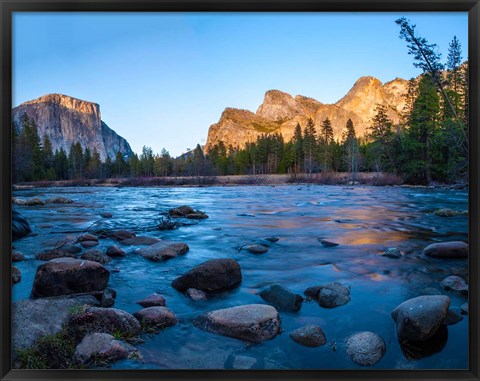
441 275 468 295
135 241 189 262
81 249 112 265
12 251 25 262
133 307 177 330
74 333 129 366
319 240 339 247
62 244 83 254
119 236 161 246
45 196 74 204
136 293 166 308
444 309 464 325
304 282 351 308
391 295 450 342
259 284 303 312
100 212 113 218
242 244 269 254
264 237 279 243
382 247 401 259
12 266 21 284
112 229 136 241
433 208 467 217
186 288 208 301
423 241 468 259
461 303 468 315
106 245 126 257
172 258 242 293
32 258 110 298
12 211 31 241
193 304 281 343
289 325 326 347
399 325 448 360
345 332 386 366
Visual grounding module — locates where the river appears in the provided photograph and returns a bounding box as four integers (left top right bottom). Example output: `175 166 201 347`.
12 184 469 369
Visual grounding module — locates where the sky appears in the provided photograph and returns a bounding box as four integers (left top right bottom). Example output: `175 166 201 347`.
13 12 468 157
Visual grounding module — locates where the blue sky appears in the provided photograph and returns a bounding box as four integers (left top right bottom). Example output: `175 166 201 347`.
13 12 467 157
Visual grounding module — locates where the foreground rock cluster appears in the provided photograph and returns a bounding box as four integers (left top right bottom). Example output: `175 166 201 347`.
12 201 469 369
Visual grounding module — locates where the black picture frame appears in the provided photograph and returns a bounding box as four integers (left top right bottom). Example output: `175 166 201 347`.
1 1 479 380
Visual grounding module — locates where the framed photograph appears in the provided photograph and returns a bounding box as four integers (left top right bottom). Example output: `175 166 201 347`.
1 1 479 380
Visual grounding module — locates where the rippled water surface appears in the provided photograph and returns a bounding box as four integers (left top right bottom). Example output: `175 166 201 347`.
12 185 469 369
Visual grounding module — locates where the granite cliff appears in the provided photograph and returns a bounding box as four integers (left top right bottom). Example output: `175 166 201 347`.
12 94 132 161
205 76 409 152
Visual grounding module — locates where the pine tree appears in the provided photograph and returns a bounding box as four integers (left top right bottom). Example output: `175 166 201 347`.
303 118 317 174
320 118 333 171
342 119 359 182
291 123 303 173
369 104 394 172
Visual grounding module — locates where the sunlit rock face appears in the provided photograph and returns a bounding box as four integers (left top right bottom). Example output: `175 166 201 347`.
205 76 409 152
12 94 132 161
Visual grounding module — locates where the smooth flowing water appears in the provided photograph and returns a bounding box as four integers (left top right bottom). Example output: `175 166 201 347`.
12 185 468 370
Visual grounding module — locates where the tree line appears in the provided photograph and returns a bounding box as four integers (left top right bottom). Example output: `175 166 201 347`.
13 23 467 185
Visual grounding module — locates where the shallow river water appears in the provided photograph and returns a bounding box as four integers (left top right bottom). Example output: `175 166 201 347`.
12 185 468 370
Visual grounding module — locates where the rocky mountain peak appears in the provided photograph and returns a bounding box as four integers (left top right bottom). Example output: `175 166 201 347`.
13 94 132 161
256 89 300 121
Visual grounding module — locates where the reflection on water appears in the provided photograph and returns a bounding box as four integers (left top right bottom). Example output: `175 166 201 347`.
11 185 468 370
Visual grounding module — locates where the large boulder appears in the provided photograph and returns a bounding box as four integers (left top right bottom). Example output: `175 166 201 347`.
106 245 127 257
112 229 136 241
193 304 281 343
172 258 242 293
423 241 468 259
345 332 386 366
135 241 189 262
133 307 177 330
12 295 99 353
12 211 31 241
391 295 450 342
31 258 110 298
119 236 161 246
304 282 351 308
74 333 129 366
289 324 326 347
12 251 25 262
259 284 303 312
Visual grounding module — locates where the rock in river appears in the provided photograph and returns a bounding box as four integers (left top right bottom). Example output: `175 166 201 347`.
461 303 469 315
36 249 76 261
186 288 208 301
441 275 468 295
172 258 242 293
12 211 31 241
74 307 141 337
259 284 303 312
112 229 136 241
81 249 112 265
32 258 110 298
382 247 401 259
391 295 450 342
304 282 351 308
133 307 177 330
74 333 129 366
345 331 386 366
135 241 189 262
444 309 464 325
136 293 166 308
242 244 269 254
193 304 281 343
423 241 468 259
106 245 127 257
169 205 209 219
45 196 74 204
289 324 326 347
12 266 21 284
77 233 99 242
119 236 161 246
12 251 25 262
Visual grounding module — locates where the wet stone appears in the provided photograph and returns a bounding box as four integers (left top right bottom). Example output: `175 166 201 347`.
106 245 126 257
289 325 326 347
441 275 468 295
186 288 208 301
259 284 303 312
345 332 386 366
12 251 25 262
461 303 468 315
81 249 112 265
443 309 463 326
242 244 269 254
136 293 166 308
382 247 401 259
